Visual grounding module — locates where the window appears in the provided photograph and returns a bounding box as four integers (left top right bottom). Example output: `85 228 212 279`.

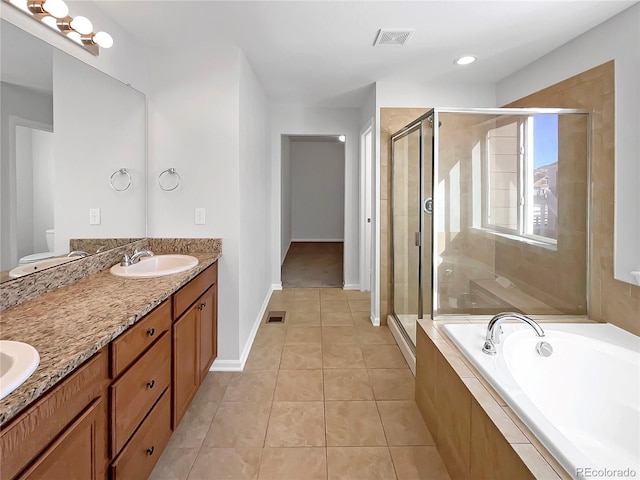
483 114 558 244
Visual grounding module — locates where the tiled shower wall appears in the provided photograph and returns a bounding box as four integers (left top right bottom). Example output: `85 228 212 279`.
379 61 639 333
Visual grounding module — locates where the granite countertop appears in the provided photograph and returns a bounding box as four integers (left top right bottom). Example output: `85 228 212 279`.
0 252 220 427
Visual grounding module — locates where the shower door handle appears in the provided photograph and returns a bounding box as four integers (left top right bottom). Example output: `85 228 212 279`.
423 197 433 215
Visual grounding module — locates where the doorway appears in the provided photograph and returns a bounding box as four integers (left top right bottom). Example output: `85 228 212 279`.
281 135 346 288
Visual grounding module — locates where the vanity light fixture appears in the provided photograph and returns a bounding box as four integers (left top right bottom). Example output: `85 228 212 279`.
454 55 476 65
3 0 113 56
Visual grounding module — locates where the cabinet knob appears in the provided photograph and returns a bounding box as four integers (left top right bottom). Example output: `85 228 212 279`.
146 446 155 456
147 380 155 389
147 328 155 337
198 302 206 311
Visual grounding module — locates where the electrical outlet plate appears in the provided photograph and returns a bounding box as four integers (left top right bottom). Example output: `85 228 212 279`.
195 208 205 225
89 208 101 225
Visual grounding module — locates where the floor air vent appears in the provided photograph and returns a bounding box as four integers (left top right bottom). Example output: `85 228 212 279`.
266 311 286 324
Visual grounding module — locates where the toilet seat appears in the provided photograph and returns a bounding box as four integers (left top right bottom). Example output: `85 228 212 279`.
18 252 56 265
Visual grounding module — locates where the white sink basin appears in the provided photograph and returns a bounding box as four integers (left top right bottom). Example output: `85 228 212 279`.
110 254 199 278
0 340 40 400
9 256 77 278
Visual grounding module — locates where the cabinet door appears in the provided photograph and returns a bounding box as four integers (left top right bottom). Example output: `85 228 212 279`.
198 285 217 382
172 304 199 428
18 398 105 480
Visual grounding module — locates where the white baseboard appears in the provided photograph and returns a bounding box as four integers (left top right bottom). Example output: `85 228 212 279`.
210 284 275 372
343 284 360 291
272 283 283 291
371 314 380 327
291 238 344 242
388 315 416 376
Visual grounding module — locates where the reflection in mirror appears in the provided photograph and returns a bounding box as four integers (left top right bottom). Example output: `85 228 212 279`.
0 20 146 283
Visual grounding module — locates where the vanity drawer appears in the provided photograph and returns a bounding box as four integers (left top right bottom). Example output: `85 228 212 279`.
110 332 170 455
173 263 217 320
110 300 171 378
110 390 171 480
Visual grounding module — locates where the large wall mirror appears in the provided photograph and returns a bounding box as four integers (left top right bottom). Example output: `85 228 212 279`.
0 19 146 282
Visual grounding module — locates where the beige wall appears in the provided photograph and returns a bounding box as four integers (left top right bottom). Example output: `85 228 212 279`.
505 61 640 334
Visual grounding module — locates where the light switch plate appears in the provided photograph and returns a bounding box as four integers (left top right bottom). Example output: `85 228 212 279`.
195 208 206 225
89 208 101 225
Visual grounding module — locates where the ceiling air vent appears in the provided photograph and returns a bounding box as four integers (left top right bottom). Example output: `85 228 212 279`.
373 29 414 47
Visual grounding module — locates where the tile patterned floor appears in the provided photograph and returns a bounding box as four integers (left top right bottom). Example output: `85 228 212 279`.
150 288 450 480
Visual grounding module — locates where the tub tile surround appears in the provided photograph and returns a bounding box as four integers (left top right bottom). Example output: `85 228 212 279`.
0 238 222 426
416 317 575 480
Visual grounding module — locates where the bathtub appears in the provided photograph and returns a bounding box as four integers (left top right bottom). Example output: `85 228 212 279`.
442 322 640 479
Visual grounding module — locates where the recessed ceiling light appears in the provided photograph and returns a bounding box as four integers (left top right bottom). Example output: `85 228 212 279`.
454 55 476 65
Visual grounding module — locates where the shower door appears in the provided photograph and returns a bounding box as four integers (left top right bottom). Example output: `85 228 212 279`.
391 115 433 347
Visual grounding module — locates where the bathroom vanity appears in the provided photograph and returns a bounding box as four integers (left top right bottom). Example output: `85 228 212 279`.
0 254 219 480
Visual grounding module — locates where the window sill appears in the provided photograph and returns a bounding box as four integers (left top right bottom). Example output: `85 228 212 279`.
469 227 558 251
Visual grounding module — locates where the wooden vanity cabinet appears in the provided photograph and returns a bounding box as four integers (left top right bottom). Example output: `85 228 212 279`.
0 348 109 480
172 263 218 427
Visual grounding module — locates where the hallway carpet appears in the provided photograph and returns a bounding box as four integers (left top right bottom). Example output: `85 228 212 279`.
281 242 343 288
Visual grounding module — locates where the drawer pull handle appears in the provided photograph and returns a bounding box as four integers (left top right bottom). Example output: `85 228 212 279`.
147 328 155 337
146 446 155 456
198 302 207 311
147 380 155 389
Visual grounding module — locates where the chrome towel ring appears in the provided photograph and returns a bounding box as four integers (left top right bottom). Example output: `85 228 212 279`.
158 168 181 191
110 168 131 191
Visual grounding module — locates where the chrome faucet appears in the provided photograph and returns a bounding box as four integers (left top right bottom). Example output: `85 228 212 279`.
67 250 88 258
482 312 545 355
120 249 154 266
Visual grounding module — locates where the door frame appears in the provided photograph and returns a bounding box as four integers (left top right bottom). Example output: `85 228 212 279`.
359 120 373 292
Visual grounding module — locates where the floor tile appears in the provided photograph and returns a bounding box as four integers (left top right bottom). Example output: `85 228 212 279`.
203 402 271 447
377 401 435 446
254 326 287 345
322 326 357 344
187 448 263 480
321 312 354 326
368 369 415 400
327 447 396 480
149 447 198 480
321 299 351 313
355 325 396 345
287 311 322 326
244 343 283 370
293 288 321 300
323 369 374 400
320 289 347 300
361 345 408 369
349 299 372 312
352 313 374 326
280 344 323 369
325 401 386 446
274 370 324 401
258 448 327 480
285 326 322 344
290 299 321 313
390 446 451 480
344 290 371 301
265 402 326 447
167 401 219 449
191 371 233 405
323 344 365 369
223 370 277 402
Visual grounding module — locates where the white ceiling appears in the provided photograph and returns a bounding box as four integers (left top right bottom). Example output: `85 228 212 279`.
93 0 636 107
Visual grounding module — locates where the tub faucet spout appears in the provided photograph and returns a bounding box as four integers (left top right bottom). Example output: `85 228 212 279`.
482 312 544 355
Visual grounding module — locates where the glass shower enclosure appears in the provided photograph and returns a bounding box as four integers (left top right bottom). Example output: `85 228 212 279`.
390 108 590 351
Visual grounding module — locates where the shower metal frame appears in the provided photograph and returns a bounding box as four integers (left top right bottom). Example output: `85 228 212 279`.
389 107 591 333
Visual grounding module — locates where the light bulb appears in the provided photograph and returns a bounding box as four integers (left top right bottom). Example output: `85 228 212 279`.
454 55 476 66
338 135 346 142
41 15 59 29
66 31 82 44
93 31 113 48
42 0 68 18
10 0 32 14
70 15 92 34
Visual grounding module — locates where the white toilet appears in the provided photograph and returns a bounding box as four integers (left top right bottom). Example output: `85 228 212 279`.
18 229 56 265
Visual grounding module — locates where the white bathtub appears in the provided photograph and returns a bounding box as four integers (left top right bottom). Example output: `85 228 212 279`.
442 322 640 480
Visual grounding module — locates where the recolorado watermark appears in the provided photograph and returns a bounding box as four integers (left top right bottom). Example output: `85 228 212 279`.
576 467 637 478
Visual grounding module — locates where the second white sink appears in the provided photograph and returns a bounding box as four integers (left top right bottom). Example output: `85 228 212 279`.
0 340 40 400
110 254 198 278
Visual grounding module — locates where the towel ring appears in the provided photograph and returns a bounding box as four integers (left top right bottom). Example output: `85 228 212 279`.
158 168 181 191
110 168 131 191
